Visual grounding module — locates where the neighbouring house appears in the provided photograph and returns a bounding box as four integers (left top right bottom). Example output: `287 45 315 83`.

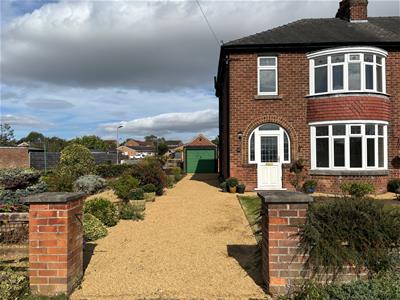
117 145 137 158
215 0 400 193
184 134 217 173
165 140 183 149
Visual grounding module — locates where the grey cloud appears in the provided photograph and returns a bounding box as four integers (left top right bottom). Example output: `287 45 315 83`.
2 1 397 91
26 99 74 110
1 113 54 128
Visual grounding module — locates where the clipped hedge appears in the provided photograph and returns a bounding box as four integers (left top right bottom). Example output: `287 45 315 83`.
83 213 108 241
83 198 119 227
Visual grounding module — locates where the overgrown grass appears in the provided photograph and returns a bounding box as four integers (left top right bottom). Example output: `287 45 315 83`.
237 195 262 242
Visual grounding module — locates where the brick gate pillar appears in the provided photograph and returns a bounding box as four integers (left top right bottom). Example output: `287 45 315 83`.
23 192 85 296
258 191 313 297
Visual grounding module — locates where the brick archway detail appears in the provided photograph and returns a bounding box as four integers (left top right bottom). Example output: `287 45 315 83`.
241 115 299 165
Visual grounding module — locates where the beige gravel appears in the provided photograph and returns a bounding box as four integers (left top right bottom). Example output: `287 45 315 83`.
71 174 267 300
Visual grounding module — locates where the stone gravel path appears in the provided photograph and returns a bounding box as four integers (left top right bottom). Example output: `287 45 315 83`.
71 174 266 300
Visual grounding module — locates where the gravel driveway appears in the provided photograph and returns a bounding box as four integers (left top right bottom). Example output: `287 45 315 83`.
71 174 267 300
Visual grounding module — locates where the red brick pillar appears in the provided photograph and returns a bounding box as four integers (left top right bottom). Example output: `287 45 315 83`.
24 192 85 296
258 191 313 297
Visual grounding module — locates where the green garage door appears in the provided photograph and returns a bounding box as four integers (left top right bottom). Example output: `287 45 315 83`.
186 149 216 173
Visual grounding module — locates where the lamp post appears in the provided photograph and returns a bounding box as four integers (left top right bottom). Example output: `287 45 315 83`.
116 125 123 165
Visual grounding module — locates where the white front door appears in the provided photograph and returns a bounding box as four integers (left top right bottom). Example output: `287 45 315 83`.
257 135 282 190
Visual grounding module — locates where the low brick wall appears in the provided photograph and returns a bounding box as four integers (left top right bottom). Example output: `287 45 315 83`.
24 192 84 296
0 212 29 257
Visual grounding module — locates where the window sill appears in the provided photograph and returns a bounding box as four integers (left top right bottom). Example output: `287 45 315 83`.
306 92 390 99
309 169 389 176
254 95 283 100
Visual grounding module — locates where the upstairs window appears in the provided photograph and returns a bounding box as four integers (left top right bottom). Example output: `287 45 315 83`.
308 47 387 96
258 57 278 95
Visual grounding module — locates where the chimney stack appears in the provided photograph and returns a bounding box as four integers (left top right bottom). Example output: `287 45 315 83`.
336 0 368 22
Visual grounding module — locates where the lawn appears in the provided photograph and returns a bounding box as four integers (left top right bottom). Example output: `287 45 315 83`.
237 195 262 242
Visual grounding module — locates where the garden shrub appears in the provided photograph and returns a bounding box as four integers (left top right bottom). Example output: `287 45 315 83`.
130 188 144 200
83 198 119 227
298 196 400 278
280 272 400 300
127 157 166 188
119 202 139 220
73 175 106 195
57 143 95 180
41 172 75 192
166 175 175 188
142 183 156 193
155 185 164 196
226 177 239 187
83 213 108 241
110 175 139 201
95 164 132 178
340 182 375 198
388 179 400 193
0 267 29 299
0 168 41 190
167 167 183 182
220 181 227 192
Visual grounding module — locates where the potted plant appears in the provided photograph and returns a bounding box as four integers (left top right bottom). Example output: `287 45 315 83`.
219 181 227 192
303 180 317 194
226 177 239 193
237 183 246 194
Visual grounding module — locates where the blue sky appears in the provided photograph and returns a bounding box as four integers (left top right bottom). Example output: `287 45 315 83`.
1 0 398 142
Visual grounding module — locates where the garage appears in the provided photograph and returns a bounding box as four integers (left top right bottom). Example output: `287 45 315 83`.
184 134 217 173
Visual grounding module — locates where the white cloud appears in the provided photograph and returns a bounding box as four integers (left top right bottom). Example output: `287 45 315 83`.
1 114 54 128
100 109 218 136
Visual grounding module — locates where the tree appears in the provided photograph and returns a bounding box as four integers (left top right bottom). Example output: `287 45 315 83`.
144 135 157 142
212 135 219 146
18 131 45 145
156 140 169 156
0 123 16 146
47 137 68 152
70 135 107 151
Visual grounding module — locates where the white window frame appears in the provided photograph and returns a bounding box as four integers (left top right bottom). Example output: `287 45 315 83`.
248 124 290 164
310 120 388 171
257 56 278 95
307 47 387 96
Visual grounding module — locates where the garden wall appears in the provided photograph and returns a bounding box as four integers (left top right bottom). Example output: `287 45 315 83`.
0 147 29 169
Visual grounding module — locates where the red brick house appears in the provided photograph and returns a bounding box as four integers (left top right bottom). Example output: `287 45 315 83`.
215 0 400 193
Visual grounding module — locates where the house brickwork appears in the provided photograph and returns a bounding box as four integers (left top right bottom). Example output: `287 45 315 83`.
0 147 29 168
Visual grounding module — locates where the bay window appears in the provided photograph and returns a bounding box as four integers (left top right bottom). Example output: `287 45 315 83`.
308 47 387 95
310 121 387 170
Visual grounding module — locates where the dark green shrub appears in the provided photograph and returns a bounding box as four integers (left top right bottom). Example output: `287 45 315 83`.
130 188 144 200
226 177 239 187
127 157 166 188
83 213 108 241
220 181 227 192
237 183 246 194
41 172 74 192
110 175 139 201
340 182 375 198
58 143 95 180
303 180 318 193
174 173 183 182
388 179 400 193
142 183 156 193
118 202 139 220
0 267 29 299
298 197 400 278
83 198 119 227
0 182 48 205
73 175 106 195
95 164 132 178
166 175 175 188
0 168 40 190
155 185 164 196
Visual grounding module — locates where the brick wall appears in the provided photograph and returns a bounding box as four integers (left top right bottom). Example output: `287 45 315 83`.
218 49 400 193
0 147 29 168
28 193 84 296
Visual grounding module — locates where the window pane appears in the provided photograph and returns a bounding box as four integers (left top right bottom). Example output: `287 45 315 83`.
331 54 344 63
350 137 362 168
366 124 375 135
378 125 384 136
259 57 276 66
315 56 327 66
332 65 344 90
348 63 361 90
250 133 255 161
334 139 345 167
367 139 375 167
260 136 278 162
350 54 360 61
259 123 279 131
333 125 346 135
316 138 329 168
377 65 383 92
259 69 276 93
284 132 289 161
364 54 373 62
365 64 374 89
316 126 329 136
314 66 328 93
351 126 361 134
378 137 384 167
376 56 382 64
